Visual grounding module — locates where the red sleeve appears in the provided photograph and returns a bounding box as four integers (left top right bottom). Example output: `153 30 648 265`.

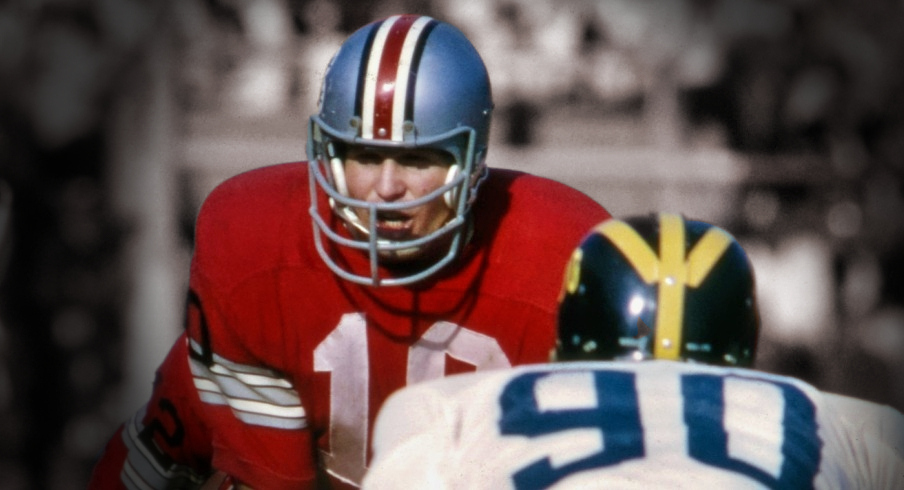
88 334 214 489
177 168 320 489
89 331 319 490
87 425 128 490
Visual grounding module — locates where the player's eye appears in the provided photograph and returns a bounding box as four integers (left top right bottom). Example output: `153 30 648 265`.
396 153 435 168
398 150 453 169
349 150 383 164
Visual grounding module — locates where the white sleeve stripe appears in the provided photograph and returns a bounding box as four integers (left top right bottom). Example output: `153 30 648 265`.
194 366 302 406
124 410 169 480
187 348 308 429
193 378 307 418
193 377 222 394
190 358 303 408
208 362 294 388
122 461 155 490
196 390 308 430
120 406 205 489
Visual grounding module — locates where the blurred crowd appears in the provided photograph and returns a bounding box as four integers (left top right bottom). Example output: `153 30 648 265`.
1 0 903 488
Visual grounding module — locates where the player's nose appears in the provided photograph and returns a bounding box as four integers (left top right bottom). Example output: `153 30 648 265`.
374 160 406 201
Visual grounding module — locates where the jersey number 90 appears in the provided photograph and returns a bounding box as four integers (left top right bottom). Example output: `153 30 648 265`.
499 371 822 490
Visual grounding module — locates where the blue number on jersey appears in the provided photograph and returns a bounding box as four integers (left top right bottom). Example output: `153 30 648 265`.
499 371 644 489
683 374 822 489
500 370 822 490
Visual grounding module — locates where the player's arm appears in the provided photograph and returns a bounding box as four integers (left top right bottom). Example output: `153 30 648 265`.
363 382 456 489
158 185 319 488
90 290 318 489
826 393 904 488
181 281 319 489
851 400 904 489
88 333 216 489
364 432 448 489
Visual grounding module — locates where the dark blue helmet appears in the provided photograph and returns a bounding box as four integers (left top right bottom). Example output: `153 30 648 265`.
555 213 759 367
307 15 493 286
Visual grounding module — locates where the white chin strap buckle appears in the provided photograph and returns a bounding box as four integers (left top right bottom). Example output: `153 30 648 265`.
443 165 459 208
328 141 349 196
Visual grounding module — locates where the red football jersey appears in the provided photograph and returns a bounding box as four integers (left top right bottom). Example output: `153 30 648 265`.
89 162 610 489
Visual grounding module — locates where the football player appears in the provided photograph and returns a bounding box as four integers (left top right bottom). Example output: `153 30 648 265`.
88 14 611 490
363 213 904 489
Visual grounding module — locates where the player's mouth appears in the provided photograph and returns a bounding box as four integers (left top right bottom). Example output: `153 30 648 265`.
375 211 414 240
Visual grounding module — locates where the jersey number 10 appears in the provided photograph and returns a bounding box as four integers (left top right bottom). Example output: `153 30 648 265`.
314 313 511 485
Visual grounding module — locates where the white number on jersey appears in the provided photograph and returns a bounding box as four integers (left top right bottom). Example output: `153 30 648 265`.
315 313 511 486
499 370 821 489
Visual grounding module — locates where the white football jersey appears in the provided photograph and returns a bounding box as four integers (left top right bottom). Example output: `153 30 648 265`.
363 361 904 489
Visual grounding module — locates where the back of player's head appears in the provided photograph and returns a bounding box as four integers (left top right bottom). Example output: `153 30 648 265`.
554 213 759 367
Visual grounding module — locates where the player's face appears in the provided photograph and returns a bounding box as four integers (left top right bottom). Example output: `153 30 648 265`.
343 146 455 259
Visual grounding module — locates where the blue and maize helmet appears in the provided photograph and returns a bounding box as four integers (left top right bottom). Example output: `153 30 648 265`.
555 213 759 367
306 14 493 286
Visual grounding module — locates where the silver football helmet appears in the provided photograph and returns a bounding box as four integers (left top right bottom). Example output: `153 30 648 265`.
307 15 493 286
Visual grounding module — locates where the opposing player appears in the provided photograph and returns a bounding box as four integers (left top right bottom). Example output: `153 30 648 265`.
363 213 904 489
88 14 611 490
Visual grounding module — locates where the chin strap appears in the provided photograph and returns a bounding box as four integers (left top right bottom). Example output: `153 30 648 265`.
328 142 348 195
326 142 369 236
442 164 460 208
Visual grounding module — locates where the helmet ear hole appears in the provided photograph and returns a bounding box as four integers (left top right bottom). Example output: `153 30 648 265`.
443 165 460 208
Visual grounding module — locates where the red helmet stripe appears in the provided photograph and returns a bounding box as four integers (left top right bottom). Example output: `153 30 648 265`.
361 15 433 141
373 15 416 139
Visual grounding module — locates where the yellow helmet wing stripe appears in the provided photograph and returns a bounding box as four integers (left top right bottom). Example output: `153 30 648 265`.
686 228 733 287
560 248 584 301
596 220 659 284
654 214 686 360
594 214 733 362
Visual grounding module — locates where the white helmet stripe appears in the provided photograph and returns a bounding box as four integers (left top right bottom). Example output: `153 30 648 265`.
361 15 435 141
360 15 397 139
391 16 435 140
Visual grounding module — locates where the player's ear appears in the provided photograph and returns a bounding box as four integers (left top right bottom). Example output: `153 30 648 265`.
548 348 557 363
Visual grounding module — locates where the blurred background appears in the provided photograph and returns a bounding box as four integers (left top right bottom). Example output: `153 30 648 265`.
1 0 903 488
